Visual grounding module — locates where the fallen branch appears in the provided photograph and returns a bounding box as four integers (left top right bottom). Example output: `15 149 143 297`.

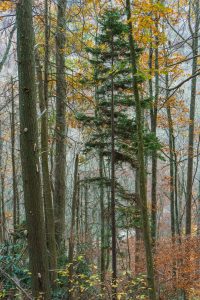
0 267 33 300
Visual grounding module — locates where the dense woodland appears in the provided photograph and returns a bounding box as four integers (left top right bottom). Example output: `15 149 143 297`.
0 0 200 299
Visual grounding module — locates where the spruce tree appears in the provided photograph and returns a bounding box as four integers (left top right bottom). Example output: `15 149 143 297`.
77 8 160 299
78 9 141 299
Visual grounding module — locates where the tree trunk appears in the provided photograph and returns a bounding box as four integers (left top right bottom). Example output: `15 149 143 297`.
167 106 176 238
54 0 67 251
135 169 144 275
165 73 175 238
111 32 117 300
84 183 88 241
16 0 50 298
150 33 159 243
35 50 57 284
1 154 7 243
126 1 157 299
185 0 200 235
10 78 19 238
99 151 105 285
184 5 200 299
0 123 5 243
76 173 80 246
68 154 79 300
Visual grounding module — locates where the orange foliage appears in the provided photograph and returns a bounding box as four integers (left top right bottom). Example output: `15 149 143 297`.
155 236 200 299
118 236 200 299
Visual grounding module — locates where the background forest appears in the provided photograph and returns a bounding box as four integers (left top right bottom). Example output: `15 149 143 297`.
0 0 199 299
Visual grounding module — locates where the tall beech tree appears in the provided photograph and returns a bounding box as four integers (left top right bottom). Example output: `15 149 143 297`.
16 0 50 298
54 0 67 250
35 0 57 283
185 0 200 235
150 21 159 243
126 0 157 299
35 51 57 284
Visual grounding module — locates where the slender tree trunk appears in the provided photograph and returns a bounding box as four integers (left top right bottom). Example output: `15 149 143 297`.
44 0 58 275
184 5 199 294
105 168 111 272
84 183 88 242
99 151 105 285
35 49 57 284
166 72 179 294
111 33 117 300
79 185 84 240
167 106 176 238
10 78 19 238
186 0 200 235
126 1 157 299
16 0 50 298
34 0 57 283
68 154 79 300
165 74 175 238
173 146 179 236
135 169 143 275
150 34 159 243
0 123 5 243
135 227 143 275
76 173 80 247
54 0 67 251
1 154 6 243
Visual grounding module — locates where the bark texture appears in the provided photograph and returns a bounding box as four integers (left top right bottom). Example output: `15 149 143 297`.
126 1 157 299
186 0 200 235
16 0 50 297
54 0 67 250
10 78 19 235
35 51 57 284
